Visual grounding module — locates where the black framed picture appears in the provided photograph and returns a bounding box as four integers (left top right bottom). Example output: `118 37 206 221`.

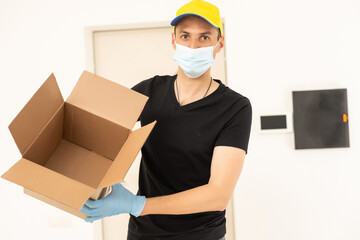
292 89 350 149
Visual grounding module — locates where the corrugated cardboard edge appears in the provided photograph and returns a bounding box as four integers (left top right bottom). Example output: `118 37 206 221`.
1 158 95 210
98 121 157 189
24 188 87 219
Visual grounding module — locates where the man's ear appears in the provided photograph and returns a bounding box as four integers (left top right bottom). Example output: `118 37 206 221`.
216 35 225 54
171 32 176 50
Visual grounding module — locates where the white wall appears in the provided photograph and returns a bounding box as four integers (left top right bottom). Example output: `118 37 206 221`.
0 0 359 239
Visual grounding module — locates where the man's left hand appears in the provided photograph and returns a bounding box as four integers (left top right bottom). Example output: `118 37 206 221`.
80 183 146 222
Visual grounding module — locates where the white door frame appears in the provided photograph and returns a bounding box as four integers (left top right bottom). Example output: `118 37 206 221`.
84 20 234 240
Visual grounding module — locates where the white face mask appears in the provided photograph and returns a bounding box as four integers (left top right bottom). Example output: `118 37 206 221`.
173 41 219 78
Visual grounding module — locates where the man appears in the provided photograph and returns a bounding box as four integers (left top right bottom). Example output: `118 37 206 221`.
80 1 252 239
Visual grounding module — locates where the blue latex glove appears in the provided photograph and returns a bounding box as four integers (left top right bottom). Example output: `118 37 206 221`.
80 183 146 222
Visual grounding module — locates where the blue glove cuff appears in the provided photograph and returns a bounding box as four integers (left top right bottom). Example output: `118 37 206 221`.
131 196 146 217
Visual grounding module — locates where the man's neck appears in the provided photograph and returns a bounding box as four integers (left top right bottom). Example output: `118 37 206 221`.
176 68 213 97
175 67 219 106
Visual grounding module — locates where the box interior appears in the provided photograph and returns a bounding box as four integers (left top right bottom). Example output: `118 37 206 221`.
23 102 130 189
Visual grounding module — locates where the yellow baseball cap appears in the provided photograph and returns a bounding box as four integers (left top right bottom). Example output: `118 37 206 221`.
171 0 223 36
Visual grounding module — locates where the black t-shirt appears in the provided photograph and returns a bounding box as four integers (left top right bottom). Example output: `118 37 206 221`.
127 75 252 240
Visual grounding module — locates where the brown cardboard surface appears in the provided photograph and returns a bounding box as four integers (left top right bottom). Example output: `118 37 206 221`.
24 188 87 219
45 140 113 189
23 103 64 166
63 103 129 160
2 70 156 219
67 71 148 130
8 73 64 154
98 121 156 189
2 159 94 209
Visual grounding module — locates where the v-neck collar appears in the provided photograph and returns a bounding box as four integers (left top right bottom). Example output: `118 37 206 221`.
169 74 224 111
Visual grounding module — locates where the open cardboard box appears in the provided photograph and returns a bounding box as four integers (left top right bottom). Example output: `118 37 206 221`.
1 71 156 219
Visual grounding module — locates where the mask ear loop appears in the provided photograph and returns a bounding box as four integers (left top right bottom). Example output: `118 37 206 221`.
213 40 220 49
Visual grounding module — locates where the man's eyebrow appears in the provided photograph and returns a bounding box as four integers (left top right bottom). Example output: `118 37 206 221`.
179 30 190 34
178 30 213 35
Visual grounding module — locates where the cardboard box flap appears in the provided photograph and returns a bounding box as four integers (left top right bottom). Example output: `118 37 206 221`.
98 121 156 189
1 158 95 210
67 71 148 130
9 73 64 155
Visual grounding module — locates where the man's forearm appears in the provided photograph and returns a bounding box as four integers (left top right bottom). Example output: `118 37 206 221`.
140 183 229 216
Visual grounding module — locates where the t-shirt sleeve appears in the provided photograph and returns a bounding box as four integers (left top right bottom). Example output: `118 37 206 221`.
214 98 252 153
131 81 145 95
131 78 152 122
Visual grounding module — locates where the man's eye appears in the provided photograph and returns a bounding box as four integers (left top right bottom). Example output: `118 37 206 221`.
180 35 188 39
201 36 209 40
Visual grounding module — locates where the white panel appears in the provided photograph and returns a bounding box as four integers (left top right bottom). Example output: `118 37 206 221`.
94 27 177 88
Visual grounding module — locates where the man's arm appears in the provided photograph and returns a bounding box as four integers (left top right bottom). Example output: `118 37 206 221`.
140 146 245 216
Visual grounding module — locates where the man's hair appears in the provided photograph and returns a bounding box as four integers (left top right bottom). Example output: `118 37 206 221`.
174 25 221 41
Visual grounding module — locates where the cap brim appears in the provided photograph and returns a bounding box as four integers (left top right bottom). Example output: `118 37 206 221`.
170 13 219 30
